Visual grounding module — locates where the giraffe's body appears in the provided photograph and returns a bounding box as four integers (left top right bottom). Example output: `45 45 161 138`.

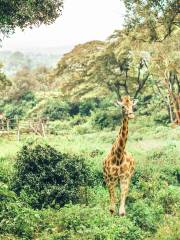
103 96 135 216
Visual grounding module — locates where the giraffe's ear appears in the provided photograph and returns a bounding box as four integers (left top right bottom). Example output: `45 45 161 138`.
133 99 138 106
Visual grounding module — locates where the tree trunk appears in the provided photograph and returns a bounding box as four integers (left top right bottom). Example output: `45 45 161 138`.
167 94 174 123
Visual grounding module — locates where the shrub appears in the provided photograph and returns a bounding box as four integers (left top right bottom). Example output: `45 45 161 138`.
42 98 101 120
0 157 11 184
151 215 180 240
160 166 180 185
158 186 180 214
0 185 17 202
58 204 144 240
19 91 36 102
11 144 94 209
0 187 43 239
68 98 101 117
68 101 80 116
130 200 163 233
92 110 121 129
153 109 169 124
73 124 91 135
43 100 70 120
70 114 87 126
5 103 24 119
79 98 99 116
0 168 9 184
1 92 37 120
48 120 71 135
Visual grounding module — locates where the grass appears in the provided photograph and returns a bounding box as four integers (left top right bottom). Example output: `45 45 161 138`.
1 116 179 170
0 117 180 239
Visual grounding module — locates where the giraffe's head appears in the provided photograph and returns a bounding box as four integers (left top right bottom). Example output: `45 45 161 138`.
116 96 137 119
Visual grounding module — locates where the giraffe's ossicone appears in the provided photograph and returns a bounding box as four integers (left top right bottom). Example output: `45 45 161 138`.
103 96 137 216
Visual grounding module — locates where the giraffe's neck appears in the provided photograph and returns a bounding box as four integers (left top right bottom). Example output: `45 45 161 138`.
116 116 129 152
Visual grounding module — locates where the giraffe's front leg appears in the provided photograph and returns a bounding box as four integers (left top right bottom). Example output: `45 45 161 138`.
119 177 130 216
108 182 116 214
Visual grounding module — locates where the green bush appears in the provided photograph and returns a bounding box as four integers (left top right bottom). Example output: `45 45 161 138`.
1 92 37 120
19 91 36 102
68 101 80 116
58 204 144 240
79 98 99 116
43 100 70 120
5 103 24 119
42 98 101 121
158 186 180 214
160 166 180 185
0 185 36 239
0 189 43 239
153 109 169 124
151 215 180 240
70 114 87 126
11 144 94 209
0 168 9 185
48 120 71 135
130 200 163 233
92 110 121 129
0 157 11 184
73 124 91 135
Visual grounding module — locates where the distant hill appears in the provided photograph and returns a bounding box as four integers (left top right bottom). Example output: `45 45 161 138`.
0 45 73 76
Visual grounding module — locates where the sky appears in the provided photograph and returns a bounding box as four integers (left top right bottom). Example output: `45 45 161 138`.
1 0 125 52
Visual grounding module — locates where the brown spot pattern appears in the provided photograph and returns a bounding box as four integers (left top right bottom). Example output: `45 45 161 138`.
102 97 135 215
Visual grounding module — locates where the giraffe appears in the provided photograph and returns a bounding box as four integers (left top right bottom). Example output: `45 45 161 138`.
103 96 137 216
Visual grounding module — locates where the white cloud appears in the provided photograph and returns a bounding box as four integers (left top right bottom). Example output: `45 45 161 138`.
1 0 125 51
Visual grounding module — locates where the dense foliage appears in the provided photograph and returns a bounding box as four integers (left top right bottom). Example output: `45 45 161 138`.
122 0 180 42
10 144 94 209
0 0 63 39
0 2 180 239
0 121 179 239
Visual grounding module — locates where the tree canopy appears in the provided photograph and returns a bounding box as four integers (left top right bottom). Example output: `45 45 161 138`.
0 0 63 39
122 0 180 42
52 33 150 100
52 41 106 99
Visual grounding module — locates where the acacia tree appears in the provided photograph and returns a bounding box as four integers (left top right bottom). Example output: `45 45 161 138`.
150 30 180 124
0 0 63 40
122 0 180 42
52 33 150 100
122 1 180 124
88 31 150 99
52 41 106 99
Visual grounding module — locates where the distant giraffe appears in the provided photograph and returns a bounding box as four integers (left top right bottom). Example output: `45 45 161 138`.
103 96 137 216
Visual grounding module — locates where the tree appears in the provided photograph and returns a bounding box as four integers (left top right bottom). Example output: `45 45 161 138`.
80 30 150 100
0 0 63 40
52 41 106 99
7 66 37 100
0 63 11 97
89 31 150 99
122 0 180 42
52 35 150 100
150 29 180 124
33 65 51 91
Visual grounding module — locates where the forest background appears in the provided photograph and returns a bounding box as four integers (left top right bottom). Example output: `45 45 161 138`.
0 1 180 239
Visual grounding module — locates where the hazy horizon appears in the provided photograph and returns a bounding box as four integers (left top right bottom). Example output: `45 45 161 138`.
0 0 125 53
